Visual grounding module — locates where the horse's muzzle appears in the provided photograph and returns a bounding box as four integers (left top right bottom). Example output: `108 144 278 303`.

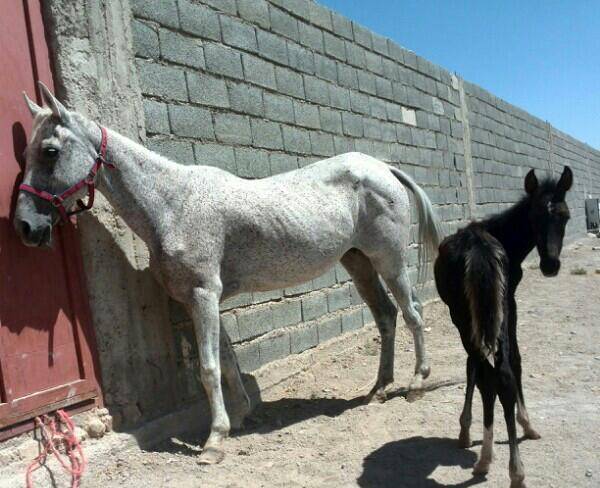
540 257 560 277
14 217 52 247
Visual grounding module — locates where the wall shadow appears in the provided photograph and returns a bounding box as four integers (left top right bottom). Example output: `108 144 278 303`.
357 436 483 488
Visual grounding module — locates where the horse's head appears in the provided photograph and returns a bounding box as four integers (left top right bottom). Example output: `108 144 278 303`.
14 83 98 247
524 166 573 277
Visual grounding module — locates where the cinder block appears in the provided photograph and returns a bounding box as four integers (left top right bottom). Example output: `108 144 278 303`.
257 29 288 64
243 54 277 89
194 143 236 173
392 83 408 104
270 153 299 174
313 268 337 289
331 12 353 39
204 44 244 79
364 118 382 140
287 42 315 74
352 22 372 49
357 70 376 95
221 15 257 52
252 289 283 304
178 0 220 40
317 316 342 343
214 113 252 145
271 300 302 329
323 32 346 61
329 85 351 110
235 342 261 372
370 96 387 120
294 101 321 129
334 135 355 154
308 2 333 30
299 21 324 52
143 99 169 134
168 104 214 140
327 285 351 312
382 58 399 81
319 107 343 134
159 29 204 69
284 280 313 296
341 112 363 137
259 333 291 364
147 138 194 165
221 293 252 311
350 90 370 115
235 147 271 178
131 0 178 28
136 59 187 101
375 77 393 100
221 312 240 343
264 93 294 123
282 126 311 154
132 20 159 59
237 306 274 341
304 76 330 105
371 32 389 56
402 107 417 126
237 0 270 29
314 53 338 82
301 292 328 321
202 0 236 14
381 122 396 142
337 63 358 89
226 82 263 116
187 72 229 108
270 5 299 41
386 102 403 123
342 308 364 332
310 132 335 156
334 264 351 283
345 42 367 69
388 41 405 64
251 119 283 150
290 324 319 354
365 51 383 75
275 67 305 98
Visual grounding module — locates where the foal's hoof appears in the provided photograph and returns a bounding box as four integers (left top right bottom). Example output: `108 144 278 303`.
458 432 472 448
524 428 541 440
365 387 387 404
510 479 526 488
472 460 490 475
198 446 225 465
406 388 424 403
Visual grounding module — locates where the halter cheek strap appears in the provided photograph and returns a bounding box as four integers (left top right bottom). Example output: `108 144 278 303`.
19 126 115 222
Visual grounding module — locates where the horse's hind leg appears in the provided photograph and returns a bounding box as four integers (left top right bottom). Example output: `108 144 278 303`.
459 354 478 447
220 325 251 430
341 249 398 402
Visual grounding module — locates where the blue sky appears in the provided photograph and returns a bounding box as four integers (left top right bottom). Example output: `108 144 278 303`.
319 0 600 150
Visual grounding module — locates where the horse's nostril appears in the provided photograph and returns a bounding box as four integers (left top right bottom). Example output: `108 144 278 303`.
19 220 32 238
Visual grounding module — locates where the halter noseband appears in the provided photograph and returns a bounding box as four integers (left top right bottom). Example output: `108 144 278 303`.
19 126 115 222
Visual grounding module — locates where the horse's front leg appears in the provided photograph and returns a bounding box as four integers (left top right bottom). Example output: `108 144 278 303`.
188 285 230 464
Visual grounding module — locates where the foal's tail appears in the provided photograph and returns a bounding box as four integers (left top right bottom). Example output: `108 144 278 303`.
464 229 507 359
389 167 442 285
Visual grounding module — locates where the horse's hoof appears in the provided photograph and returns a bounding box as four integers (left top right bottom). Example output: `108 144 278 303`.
365 387 387 404
524 428 541 440
420 365 431 380
472 461 490 475
510 480 526 488
458 433 472 448
198 446 225 465
406 388 424 403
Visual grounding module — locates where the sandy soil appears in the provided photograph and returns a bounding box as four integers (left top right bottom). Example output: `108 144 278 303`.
19 238 600 487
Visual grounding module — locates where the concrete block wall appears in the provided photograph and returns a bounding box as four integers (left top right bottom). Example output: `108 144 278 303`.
127 0 599 407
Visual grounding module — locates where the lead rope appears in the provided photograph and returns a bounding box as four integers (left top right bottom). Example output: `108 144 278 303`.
25 410 86 488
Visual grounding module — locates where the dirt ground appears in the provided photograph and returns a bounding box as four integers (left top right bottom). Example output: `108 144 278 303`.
15 238 600 487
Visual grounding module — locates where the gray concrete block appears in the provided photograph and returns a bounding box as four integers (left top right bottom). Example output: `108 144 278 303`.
342 112 363 137
334 135 355 154
237 306 274 341
371 32 389 56
143 99 169 134
299 21 324 52
345 42 366 69
327 285 351 312
388 41 405 64
313 268 336 289
314 54 338 82
264 93 294 123
221 292 252 311
323 32 346 61
252 289 283 304
237 0 270 29
234 147 271 178
194 143 236 173
350 90 370 115
187 72 229 108
381 122 397 142
342 308 364 332
221 312 240 343
301 292 328 321
382 58 399 81
159 29 205 69
270 153 299 174
251 119 283 150
320 107 343 134
357 70 376 95
271 300 302 329
275 67 305 98
370 97 387 120
290 323 319 354
235 342 261 372
243 54 277 89
287 42 315 74
365 51 383 75
375 76 393 100
259 333 291 364
257 29 288 64
132 20 159 59
352 22 372 49
392 83 408 104
221 15 257 52
147 138 195 165
317 316 342 343
284 280 314 296
310 132 334 156
294 101 321 129
308 2 333 30
304 76 330 105
329 85 351 110
337 63 358 89
364 118 382 140
178 0 221 40
202 0 237 14
386 102 403 123
334 263 351 283
131 0 178 28
136 59 187 101
331 12 353 39
226 81 263 116
348 282 363 305
403 49 418 69
282 126 311 154
362 306 374 325
168 104 214 140
270 5 299 41
214 113 252 145
204 44 244 79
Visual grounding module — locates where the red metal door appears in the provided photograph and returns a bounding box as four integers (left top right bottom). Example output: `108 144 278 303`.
0 0 102 439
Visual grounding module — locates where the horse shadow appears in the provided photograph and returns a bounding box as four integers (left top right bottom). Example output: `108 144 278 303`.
357 436 484 488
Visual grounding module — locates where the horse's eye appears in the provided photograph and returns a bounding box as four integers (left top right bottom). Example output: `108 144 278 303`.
43 147 59 159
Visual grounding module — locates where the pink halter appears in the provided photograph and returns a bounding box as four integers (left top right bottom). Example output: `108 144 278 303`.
19 126 115 222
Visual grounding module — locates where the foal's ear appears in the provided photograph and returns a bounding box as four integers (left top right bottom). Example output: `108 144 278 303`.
524 169 538 194
22 92 42 117
38 81 70 122
556 166 573 194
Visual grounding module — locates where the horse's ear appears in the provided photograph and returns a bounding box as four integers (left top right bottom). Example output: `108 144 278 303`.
38 81 70 122
524 169 538 194
22 92 42 117
556 166 573 194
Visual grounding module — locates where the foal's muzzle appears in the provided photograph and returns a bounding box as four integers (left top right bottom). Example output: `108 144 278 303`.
14 216 52 247
540 257 560 277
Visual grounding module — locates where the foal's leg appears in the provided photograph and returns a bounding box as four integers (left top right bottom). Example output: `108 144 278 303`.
379 264 430 392
512 342 541 440
220 326 251 430
341 249 398 402
459 355 478 448
188 286 230 464
473 360 497 475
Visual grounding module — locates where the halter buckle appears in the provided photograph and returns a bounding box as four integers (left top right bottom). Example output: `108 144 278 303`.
51 195 64 207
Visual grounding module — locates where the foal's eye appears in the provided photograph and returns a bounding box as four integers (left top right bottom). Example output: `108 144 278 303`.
43 147 59 159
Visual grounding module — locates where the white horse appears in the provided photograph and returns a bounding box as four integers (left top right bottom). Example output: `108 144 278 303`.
15 83 441 464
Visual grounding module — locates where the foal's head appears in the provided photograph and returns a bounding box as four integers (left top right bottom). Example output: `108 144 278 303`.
524 166 573 277
14 83 97 247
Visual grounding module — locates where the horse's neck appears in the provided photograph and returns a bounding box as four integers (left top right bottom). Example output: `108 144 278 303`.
95 128 183 247
485 198 535 266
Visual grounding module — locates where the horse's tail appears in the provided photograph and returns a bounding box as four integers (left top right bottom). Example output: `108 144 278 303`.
389 167 442 285
464 229 507 360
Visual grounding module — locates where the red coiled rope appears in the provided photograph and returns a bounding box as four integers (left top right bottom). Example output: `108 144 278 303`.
25 409 86 488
